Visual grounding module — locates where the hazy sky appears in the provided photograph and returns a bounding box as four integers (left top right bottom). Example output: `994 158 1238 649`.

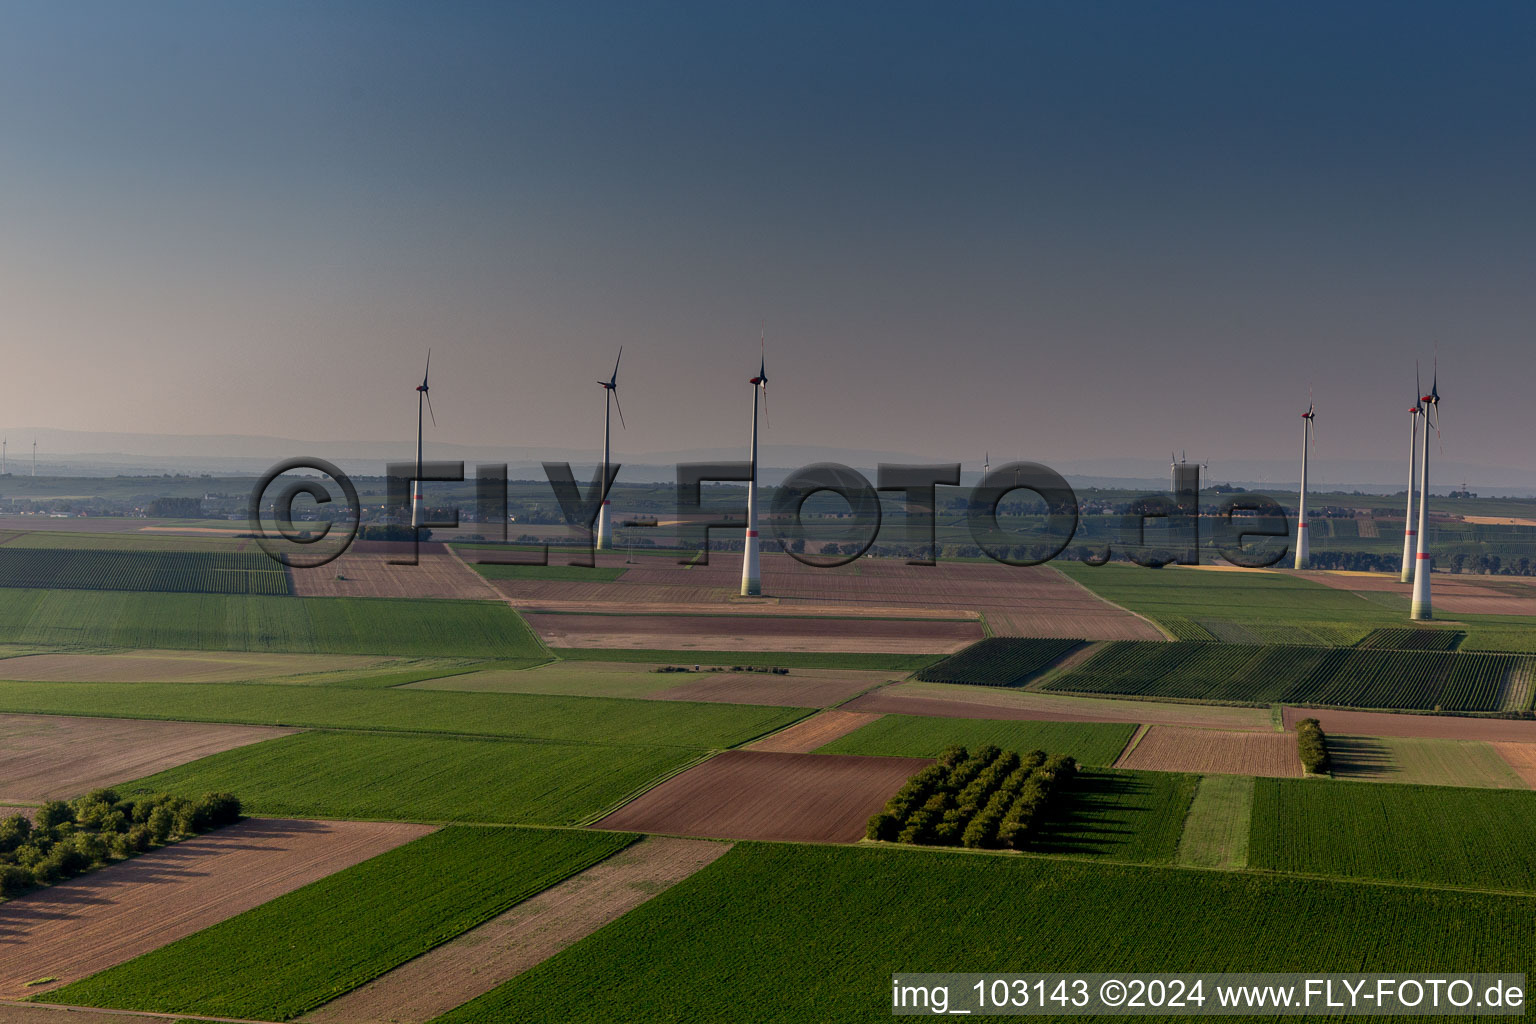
2 2 1532 470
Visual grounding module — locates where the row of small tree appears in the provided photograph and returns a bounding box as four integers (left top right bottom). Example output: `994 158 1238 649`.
866 745 1077 850
1296 718 1329 774
0 789 241 898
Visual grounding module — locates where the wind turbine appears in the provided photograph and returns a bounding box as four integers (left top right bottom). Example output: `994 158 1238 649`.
1294 398 1314 570
1411 363 1441 620
31 437 36 478
411 352 435 530
741 338 768 597
2 438 6 475
1400 366 1423 583
595 348 625 550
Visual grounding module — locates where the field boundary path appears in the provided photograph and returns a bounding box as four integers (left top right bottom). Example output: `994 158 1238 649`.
0 1000 282 1023
0 818 433 999
747 710 882 752
297 837 732 1024
1175 775 1254 869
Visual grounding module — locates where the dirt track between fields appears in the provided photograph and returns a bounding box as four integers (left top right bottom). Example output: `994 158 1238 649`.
1115 726 1303 778
1281 706 1536 742
299 837 730 1024
646 669 888 707
748 711 882 752
842 683 1275 730
0 818 432 999
0 651 387 683
0 714 298 802
526 612 981 653
595 749 929 842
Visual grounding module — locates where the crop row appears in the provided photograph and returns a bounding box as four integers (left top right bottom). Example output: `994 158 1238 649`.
1043 640 1526 711
1355 627 1465 651
866 745 1077 849
0 547 290 595
914 637 1084 687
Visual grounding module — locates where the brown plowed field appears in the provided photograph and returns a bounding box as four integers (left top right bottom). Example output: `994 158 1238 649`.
1115 726 1303 778
290 544 497 600
0 650 388 683
496 553 1160 641
1493 743 1536 787
1299 571 1536 615
0 714 298 802
0 818 432 998
595 750 930 842
1281 706 1536 742
0 807 33 822
0 1006 182 1024
647 670 889 707
299 837 730 1024
843 683 1273 730
748 711 883 752
525 613 981 653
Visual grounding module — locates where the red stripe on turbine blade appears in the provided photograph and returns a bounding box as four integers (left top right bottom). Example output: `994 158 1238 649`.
601 500 610 506
746 530 758 537
1418 552 1431 559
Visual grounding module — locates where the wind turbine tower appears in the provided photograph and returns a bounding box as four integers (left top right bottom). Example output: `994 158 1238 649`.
1400 371 1423 583
740 344 768 597
1294 401 1314 570
2 438 6 475
1411 368 1441 620
411 353 435 529
31 438 36 478
595 348 625 550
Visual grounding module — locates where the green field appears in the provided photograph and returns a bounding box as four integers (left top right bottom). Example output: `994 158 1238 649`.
1042 640 1525 711
550 647 940 672
914 637 1084 687
125 731 701 824
1249 777 1536 891
0 589 546 658
431 842 1536 1024
1028 768 1197 864
816 714 1136 766
0 682 809 748
1056 563 1397 645
403 660 680 698
1327 735 1529 789
0 546 290 595
1175 774 1254 869
44 827 636 1020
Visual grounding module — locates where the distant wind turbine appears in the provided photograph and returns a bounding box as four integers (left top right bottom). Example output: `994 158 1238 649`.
1411 362 1441 620
1294 398 1314 570
31 437 36 478
2 438 6 475
595 348 625 551
741 336 768 597
411 352 435 529
1400 366 1423 583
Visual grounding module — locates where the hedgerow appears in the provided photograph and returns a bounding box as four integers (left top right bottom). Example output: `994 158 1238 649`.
1296 717 1329 774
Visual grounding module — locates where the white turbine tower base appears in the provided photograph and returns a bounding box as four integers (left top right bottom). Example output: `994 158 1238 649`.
741 346 767 597
1294 402 1314 570
1411 371 1440 620
1400 401 1421 583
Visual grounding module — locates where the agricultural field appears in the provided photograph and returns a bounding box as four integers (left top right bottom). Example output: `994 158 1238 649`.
645 668 887 707
1355 626 1465 651
1027 768 1197 864
42 827 636 1021
289 543 499 600
1494 742 1536 787
913 636 1085 687
0 546 289 595
0 682 808 748
551 648 938 672
1280 704 1536 743
1043 640 1529 712
853 680 1275 730
749 710 882 752
595 750 931 842
816 714 1136 766
1115 725 1303 778
432 842 1536 1023
0 712 295 802
1175 774 1254 869
0 649 394 683
0 588 547 658
1056 562 1398 644
0 818 431 998
1249 777 1536 891
302 836 731 1024
1324 734 1529 789
524 610 982 654
125 731 705 825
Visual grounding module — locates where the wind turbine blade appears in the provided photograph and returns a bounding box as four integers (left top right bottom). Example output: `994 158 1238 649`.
423 349 431 388
612 345 622 383
425 390 436 428
1416 360 1422 401
612 388 626 429
761 383 769 428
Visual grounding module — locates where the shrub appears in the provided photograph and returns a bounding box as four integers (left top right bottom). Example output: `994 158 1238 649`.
34 801 74 831
1296 717 1330 774
866 813 899 841
0 863 32 897
147 805 177 844
0 814 31 855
